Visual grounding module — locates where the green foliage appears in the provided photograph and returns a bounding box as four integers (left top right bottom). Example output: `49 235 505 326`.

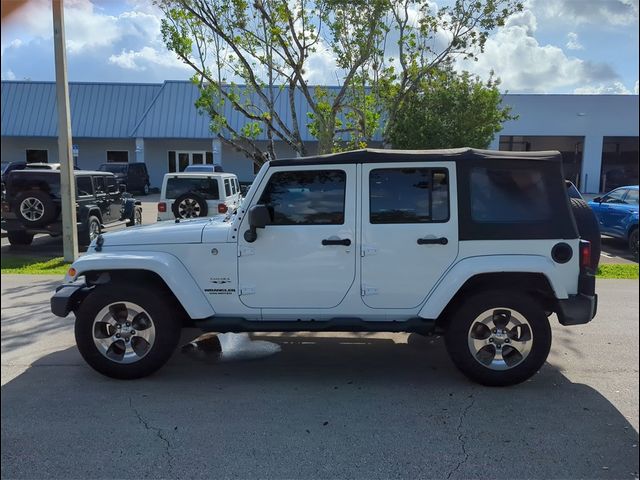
385 68 516 149
157 0 522 162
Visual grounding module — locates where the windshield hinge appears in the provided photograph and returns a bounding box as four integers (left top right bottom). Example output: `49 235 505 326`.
240 286 256 295
361 285 378 296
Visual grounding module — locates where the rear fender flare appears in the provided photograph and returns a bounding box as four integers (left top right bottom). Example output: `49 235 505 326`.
418 255 569 319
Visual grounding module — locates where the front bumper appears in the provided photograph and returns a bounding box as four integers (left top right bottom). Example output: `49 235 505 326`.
50 280 92 317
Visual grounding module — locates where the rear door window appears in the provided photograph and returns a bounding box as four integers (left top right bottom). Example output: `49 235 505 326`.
93 176 106 195
224 179 232 197
369 168 449 223
165 177 219 200
624 189 639 205
76 177 93 196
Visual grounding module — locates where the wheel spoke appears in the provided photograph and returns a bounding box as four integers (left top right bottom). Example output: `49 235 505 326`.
491 309 511 330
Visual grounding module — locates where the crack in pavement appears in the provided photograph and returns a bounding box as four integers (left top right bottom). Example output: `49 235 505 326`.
446 394 475 480
129 397 175 475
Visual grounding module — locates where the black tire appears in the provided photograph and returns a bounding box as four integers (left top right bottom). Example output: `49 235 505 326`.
126 207 142 227
79 215 101 246
445 290 552 387
74 283 181 379
171 192 208 219
13 190 58 227
7 231 34 245
629 228 639 259
570 198 601 270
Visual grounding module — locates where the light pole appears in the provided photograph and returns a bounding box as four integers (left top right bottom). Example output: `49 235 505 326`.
52 0 78 261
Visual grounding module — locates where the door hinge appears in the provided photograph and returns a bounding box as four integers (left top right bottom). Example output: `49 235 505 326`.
238 246 255 257
361 245 377 257
240 286 256 295
361 285 378 296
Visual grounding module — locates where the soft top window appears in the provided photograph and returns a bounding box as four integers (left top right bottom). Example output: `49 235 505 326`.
470 167 551 223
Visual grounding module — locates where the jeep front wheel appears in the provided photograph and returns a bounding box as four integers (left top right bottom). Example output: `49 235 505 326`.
445 291 552 386
74 284 181 379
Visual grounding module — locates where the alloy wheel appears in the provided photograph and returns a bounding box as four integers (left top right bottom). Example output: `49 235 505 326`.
92 302 156 364
467 308 533 371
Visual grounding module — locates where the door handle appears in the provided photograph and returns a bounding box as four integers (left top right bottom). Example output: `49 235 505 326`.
322 238 351 246
417 237 448 245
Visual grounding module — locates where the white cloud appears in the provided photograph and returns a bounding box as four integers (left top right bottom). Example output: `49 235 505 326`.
535 0 639 26
459 9 620 93
566 32 583 50
574 82 631 94
109 46 189 72
635 80 639 94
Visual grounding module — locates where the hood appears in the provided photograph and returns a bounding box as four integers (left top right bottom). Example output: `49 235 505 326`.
94 217 226 247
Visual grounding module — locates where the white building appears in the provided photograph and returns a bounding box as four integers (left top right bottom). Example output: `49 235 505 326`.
1 81 638 193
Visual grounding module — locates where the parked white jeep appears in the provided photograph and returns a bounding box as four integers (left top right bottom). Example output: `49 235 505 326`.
51 149 598 386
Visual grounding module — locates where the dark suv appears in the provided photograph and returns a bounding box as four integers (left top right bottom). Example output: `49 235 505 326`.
98 163 150 195
1 170 142 246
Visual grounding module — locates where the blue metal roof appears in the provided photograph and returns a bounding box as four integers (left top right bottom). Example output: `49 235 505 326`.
1 80 357 141
1 81 162 138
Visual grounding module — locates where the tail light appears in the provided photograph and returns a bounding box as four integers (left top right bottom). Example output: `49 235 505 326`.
218 203 228 214
158 202 166 212
579 240 592 270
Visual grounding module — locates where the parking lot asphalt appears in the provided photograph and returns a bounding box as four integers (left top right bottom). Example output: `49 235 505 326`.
1 274 638 479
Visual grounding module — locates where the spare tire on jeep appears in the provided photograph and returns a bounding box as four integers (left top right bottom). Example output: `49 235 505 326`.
12 190 58 227
570 197 601 270
171 192 208 219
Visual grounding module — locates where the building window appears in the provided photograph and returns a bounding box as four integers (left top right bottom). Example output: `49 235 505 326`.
26 149 48 164
107 151 129 163
600 137 639 192
499 135 584 189
168 151 176 173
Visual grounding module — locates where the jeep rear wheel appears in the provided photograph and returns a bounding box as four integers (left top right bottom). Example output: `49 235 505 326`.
445 291 552 386
75 283 181 379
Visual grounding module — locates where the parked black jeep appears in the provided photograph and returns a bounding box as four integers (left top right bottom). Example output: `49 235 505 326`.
98 163 150 195
1 170 142 246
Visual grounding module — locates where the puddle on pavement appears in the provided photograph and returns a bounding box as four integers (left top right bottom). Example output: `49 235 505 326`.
181 332 281 363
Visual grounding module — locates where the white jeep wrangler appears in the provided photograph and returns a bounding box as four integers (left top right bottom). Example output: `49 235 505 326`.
51 148 598 386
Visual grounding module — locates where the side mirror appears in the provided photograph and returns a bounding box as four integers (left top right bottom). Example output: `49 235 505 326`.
593 196 602 203
244 204 270 242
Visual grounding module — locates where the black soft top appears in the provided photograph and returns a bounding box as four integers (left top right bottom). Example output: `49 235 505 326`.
269 148 562 166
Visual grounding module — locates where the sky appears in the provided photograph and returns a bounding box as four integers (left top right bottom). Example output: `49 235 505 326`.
0 0 638 94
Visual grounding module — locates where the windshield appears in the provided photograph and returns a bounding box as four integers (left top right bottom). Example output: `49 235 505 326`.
99 164 127 174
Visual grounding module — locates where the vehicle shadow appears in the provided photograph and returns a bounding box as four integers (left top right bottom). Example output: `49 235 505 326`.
601 236 638 263
1 333 638 480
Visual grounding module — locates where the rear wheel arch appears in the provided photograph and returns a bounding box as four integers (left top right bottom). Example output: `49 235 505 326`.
436 272 557 329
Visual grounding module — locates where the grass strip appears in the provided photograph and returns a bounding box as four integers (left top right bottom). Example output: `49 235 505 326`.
596 263 639 279
1 256 70 275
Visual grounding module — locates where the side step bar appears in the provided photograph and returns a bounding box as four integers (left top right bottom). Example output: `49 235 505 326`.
193 317 436 334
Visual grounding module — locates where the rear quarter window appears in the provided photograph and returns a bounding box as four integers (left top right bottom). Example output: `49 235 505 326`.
470 167 551 223
165 177 220 200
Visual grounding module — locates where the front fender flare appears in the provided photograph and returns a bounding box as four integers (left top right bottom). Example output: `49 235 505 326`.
67 252 215 319
417 255 569 319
